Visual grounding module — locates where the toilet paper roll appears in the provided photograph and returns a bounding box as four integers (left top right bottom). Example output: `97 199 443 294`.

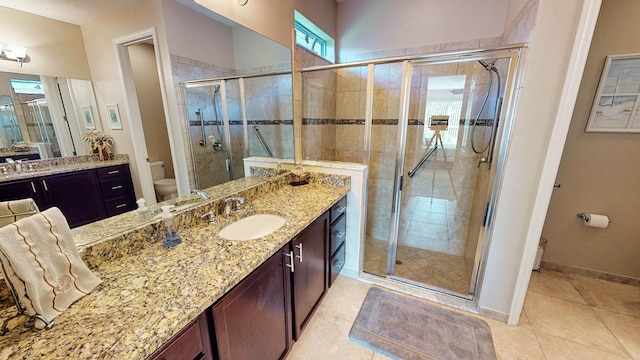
584 214 609 228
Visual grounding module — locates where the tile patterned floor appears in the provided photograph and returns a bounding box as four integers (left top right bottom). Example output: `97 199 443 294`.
364 236 471 294
287 270 640 359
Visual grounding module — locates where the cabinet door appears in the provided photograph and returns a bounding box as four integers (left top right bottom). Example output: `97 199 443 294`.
40 171 106 228
0 179 43 208
148 312 214 360
292 211 328 339
213 246 292 360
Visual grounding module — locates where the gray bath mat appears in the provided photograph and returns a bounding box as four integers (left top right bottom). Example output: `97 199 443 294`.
349 287 497 360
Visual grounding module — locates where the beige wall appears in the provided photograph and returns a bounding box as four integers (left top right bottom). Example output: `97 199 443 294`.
194 0 294 48
163 0 236 69
0 6 90 79
336 0 507 58
81 0 169 199
232 26 291 72
479 0 588 315
504 0 531 28
129 43 174 179
541 0 640 279
294 0 337 39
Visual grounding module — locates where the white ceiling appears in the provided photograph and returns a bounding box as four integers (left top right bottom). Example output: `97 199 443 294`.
0 0 144 25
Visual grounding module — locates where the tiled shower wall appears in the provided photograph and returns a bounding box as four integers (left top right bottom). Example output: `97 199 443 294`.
172 54 293 190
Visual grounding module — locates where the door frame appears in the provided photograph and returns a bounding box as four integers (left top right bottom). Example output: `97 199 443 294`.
113 27 187 205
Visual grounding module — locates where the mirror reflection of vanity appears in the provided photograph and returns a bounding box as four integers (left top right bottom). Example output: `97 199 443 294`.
0 0 294 235
0 71 100 160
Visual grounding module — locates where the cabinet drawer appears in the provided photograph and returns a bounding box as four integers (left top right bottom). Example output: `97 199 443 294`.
329 242 345 287
104 197 136 216
330 196 347 224
100 178 131 200
330 215 346 255
96 165 129 181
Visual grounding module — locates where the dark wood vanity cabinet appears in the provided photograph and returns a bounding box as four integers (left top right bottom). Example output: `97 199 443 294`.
0 178 42 205
38 170 106 227
147 312 214 360
0 164 136 228
291 211 329 339
329 196 347 287
211 210 331 359
212 246 292 360
96 164 137 217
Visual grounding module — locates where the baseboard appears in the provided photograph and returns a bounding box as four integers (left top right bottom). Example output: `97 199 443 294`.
477 306 509 323
540 261 640 286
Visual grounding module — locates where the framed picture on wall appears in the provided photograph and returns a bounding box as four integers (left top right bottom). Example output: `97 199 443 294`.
106 104 123 130
586 53 640 133
81 106 96 130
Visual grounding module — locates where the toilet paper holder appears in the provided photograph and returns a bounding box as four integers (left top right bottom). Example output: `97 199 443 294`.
576 212 611 224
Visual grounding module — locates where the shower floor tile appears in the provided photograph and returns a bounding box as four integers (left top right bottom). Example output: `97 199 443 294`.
363 236 472 295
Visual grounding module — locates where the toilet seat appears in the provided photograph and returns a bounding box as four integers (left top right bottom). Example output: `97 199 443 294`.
153 178 176 186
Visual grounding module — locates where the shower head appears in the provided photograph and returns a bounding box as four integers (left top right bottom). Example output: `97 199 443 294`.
195 108 201 115
479 59 497 72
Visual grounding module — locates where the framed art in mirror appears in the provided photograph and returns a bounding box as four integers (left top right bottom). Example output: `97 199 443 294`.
82 105 96 130
106 104 123 130
586 53 640 133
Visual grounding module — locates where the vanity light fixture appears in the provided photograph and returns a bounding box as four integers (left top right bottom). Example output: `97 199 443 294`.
0 44 30 67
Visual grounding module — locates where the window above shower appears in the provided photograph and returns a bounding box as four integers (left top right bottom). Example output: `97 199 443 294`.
295 10 335 63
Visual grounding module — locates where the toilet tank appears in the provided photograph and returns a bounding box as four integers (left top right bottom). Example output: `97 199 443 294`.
149 161 165 181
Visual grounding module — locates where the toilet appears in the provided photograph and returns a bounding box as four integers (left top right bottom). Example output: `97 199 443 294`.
149 161 178 201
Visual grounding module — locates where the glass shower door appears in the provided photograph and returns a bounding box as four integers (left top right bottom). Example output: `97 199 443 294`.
386 55 514 297
183 80 241 189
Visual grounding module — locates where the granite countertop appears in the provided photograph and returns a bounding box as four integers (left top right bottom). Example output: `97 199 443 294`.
0 179 349 359
0 155 130 184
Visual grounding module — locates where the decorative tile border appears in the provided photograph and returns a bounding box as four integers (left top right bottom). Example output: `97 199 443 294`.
301 118 493 126
189 119 293 126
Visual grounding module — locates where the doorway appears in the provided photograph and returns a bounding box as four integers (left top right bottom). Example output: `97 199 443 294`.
113 28 177 205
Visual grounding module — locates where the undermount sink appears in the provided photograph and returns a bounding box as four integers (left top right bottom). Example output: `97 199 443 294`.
219 214 286 241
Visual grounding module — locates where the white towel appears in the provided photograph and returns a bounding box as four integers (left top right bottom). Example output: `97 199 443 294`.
0 207 102 327
0 198 39 228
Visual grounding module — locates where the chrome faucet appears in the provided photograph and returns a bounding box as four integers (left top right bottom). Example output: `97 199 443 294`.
223 197 245 216
191 189 211 200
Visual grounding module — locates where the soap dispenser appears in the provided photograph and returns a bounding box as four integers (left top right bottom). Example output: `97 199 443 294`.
160 205 182 248
136 198 150 221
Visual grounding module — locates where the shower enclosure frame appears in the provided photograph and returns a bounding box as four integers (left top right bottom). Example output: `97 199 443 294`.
180 70 292 189
299 44 525 306
388 50 522 300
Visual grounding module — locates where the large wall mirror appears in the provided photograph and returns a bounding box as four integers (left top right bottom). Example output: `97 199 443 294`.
0 0 293 233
